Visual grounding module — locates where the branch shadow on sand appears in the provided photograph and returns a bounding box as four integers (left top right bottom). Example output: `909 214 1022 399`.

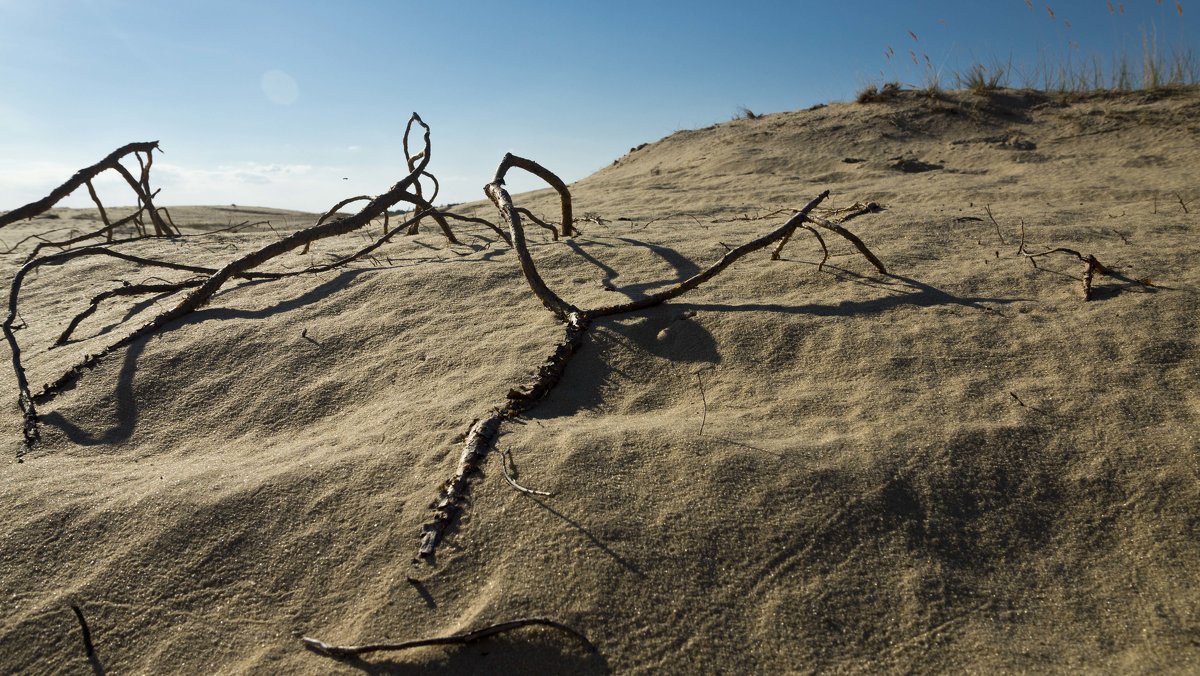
684 269 1026 316
39 269 368 446
532 264 1021 420
564 236 701 301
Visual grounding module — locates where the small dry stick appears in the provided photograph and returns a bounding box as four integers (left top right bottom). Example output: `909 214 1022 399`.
1177 193 1191 214
300 617 596 659
983 205 1007 245
695 372 708 436
70 604 95 658
1009 391 1049 416
1016 223 1120 300
500 448 554 496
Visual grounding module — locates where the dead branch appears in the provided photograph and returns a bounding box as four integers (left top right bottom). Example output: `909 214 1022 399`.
1017 220 1147 300
395 192 461 244
503 312 590 415
696 372 708 436
293 210 427 275
83 180 114 241
420 413 504 557
8 114 437 453
587 191 830 317
23 206 155 263
984 205 1007 244
772 212 887 274
0 142 160 228
56 280 203 346
425 169 867 557
438 211 511 243
418 312 588 557
300 617 596 659
770 224 828 267
490 153 575 237
0 227 76 255
515 207 560 240
500 448 555 496
484 180 579 319
419 155 884 559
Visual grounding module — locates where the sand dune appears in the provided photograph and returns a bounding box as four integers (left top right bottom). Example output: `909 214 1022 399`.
1 87 1198 673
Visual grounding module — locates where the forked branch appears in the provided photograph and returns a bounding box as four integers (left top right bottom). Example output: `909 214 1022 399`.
6 113 438 455
0 142 160 228
1016 222 1149 300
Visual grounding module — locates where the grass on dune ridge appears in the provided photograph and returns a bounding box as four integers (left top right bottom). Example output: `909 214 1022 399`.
857 2 1197 101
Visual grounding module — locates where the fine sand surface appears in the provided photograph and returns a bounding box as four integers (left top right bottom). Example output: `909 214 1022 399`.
1 88 1198 673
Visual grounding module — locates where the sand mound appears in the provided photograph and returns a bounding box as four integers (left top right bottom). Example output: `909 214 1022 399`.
2 87 1198 673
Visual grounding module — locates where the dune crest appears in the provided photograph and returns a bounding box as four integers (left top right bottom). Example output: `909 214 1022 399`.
1 87 1198 673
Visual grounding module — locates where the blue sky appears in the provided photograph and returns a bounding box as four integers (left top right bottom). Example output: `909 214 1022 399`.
1 0 1194 212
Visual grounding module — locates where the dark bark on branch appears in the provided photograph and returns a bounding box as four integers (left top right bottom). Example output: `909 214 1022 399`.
83 180 114 242
484 182 579 320
1017 223 1147 300
515 207 560 240
587 191 830 317
503 312 589 415
22 203 159 264
438 211 511 243
395 193 460 244
771 224 828 267
290 210 425 275
418 312 588 558
775 213 887 274
0 142 159 228
490 153 575 237
805 214 887 274
300 617 596 659
9 114 435 451
56 280 202 346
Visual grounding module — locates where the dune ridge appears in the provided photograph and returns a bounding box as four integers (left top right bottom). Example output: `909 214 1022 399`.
1 87 1198 673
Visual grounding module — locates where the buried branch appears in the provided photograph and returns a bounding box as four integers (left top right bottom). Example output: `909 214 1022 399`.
300 617 596 660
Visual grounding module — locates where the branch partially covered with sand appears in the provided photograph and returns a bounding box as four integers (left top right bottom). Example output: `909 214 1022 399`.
417 154 887 560
3 113 477 457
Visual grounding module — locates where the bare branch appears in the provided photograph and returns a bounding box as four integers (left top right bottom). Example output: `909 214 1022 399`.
792 213 888 274
490 153 575 237
8 114 436 451
484 181 579 320
300 617 596 659
0 142 160 228
589 191 830 317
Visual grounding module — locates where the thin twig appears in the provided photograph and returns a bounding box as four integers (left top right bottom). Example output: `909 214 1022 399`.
500 448 555 496
695 372 708 436
300 617 596 659
71 604 95 657
1009 391 1049 416
983 205 1007 245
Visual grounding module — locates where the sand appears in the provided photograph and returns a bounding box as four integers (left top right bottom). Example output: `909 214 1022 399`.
0 87 1198 673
